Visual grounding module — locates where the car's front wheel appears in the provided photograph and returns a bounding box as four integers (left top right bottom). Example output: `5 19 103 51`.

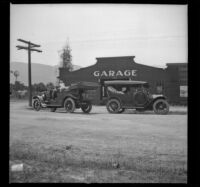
153 99 169 114
106 99 121 113
64 98 76 113
33 99 41 111
81 102 92 113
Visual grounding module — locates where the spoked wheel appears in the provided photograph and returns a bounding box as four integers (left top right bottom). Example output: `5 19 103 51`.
81 102 92 113
50 108 56 112
106 99 121 114
33 99 41 111
153 99 169 114
64 98 76 113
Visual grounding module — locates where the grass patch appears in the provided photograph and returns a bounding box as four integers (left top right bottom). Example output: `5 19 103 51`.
9 141 187 183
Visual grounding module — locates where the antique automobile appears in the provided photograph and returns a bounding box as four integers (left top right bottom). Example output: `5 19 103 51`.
32 82 99 113
104 80 169 114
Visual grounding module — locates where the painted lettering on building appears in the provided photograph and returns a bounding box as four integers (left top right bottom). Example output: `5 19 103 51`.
93 70 137 77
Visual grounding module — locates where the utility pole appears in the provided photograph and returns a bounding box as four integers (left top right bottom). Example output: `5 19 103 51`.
16 39 42 107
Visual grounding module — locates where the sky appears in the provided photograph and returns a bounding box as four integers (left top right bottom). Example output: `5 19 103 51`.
10 4 188 68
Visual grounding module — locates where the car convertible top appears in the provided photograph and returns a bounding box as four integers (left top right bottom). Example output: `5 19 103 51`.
104 80 148 86
69 82 99 90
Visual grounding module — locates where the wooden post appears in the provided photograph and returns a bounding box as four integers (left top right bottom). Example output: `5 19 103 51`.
16 39 42 107
28 42 32 107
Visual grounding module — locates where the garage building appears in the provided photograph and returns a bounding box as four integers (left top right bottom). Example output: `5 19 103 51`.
58 56 187 105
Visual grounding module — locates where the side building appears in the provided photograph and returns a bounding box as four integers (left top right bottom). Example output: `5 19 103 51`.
165 63 187 105
58 56 187 105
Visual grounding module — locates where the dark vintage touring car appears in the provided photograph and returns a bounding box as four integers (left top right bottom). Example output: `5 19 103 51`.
104 80 169 114
32 82 99 113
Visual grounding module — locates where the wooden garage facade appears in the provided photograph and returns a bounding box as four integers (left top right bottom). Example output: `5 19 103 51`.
58 56 187 105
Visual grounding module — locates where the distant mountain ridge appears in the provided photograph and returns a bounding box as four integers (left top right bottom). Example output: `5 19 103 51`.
10 62 82 86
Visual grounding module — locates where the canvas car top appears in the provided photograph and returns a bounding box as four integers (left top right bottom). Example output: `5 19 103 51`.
69 82 99 90
104 80 148 85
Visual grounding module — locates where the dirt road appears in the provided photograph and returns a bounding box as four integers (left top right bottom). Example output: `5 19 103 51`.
9 101 187 183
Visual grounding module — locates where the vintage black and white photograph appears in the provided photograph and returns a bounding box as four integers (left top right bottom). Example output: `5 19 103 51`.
9 3 187 183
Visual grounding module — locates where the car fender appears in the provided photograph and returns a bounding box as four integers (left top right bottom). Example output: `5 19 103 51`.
32 95 43 101
62 94 79 106
152 95 167 102
145 95 167 109
152 94 166 100
151 95 167 105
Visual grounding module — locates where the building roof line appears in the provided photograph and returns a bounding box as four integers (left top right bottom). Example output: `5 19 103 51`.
166 63 187 66
60 64 96 73
134 62 165 70
96 56 135 60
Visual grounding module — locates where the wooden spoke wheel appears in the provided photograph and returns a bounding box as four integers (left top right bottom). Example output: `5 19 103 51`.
153 99 169 114
64 98 76 113
106 99 121 114
33 99 41 111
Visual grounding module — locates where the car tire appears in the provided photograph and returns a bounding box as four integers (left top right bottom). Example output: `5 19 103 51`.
81 102 92 113
64 98 76 113
153 99 169 114
50 108 56 112
33 99 41 111
106 99 121 114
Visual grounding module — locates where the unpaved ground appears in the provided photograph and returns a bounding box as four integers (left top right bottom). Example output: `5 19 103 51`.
9 100 187 183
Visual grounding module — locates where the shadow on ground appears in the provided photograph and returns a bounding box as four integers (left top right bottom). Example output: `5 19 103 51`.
29 108 187 115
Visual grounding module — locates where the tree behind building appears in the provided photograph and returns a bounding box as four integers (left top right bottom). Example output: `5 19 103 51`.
59 40 73 71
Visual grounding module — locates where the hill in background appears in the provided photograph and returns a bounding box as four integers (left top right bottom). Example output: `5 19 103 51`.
10 62 81 86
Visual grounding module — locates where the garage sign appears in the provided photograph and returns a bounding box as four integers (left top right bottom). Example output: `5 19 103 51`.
93 70 137 77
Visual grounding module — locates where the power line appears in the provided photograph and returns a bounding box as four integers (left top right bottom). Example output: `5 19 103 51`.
68 35 187 44
16 39 42 107
40 35 186 47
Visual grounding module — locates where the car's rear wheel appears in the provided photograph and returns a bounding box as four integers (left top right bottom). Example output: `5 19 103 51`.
64 98 76 113
153 99 169 114
106 99 121 113
33 99 41 111
81 102 92 113
50 108 56 112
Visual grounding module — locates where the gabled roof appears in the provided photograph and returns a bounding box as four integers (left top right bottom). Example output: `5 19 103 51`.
166 63 187 66
96 56 135 60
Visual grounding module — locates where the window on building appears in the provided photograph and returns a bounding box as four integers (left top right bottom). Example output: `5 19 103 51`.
180 85 187 97
156 81 164 94
156 85 163 94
